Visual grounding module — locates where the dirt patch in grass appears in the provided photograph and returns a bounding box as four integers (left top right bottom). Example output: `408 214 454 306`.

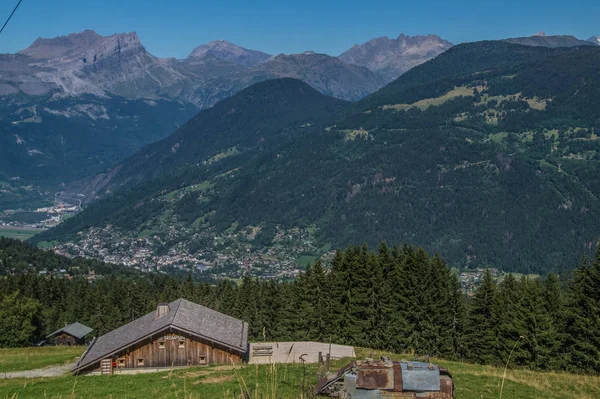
210 365 243 371
194 374 234 385
182 370 216 378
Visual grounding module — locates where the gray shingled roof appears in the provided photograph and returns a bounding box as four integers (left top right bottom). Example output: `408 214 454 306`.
73 299 248 372
47 322 93 340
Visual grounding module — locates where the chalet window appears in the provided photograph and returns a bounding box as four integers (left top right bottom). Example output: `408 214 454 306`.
178 340 185 348
199 355 207 364
118 358 125 367
137 358 144 366
159 340 165 349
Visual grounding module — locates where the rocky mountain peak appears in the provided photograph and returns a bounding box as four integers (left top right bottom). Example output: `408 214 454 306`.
338 33 453 83
588 36 600 45
186 39 271 67
19 30 144 67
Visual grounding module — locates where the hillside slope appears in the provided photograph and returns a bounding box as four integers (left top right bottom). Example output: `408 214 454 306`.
0 31 385 210
35 42 600 273
102 78 349 189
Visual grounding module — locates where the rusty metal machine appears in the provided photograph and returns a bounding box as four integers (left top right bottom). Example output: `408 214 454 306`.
314 357 454 398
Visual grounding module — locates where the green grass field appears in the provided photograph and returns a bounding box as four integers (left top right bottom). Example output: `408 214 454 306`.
0 346 598 398
0 227 45 241
0 346 83 373
296 255 318 268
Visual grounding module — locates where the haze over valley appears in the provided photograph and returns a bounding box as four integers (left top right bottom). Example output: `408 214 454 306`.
4 1 600 395
2 28 599 279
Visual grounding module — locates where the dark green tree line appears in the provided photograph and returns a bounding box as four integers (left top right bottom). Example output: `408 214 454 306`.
2 242 600 374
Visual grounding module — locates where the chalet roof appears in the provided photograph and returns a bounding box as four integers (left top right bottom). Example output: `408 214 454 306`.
73 299 248 372
47 322 93 340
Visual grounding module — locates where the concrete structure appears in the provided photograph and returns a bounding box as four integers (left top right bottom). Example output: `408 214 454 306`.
248 341 355 364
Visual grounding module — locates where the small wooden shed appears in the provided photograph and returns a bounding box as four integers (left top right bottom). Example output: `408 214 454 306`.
72 299 248 374
47 322 93 346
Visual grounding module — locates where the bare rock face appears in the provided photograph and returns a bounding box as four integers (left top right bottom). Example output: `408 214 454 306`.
252 52 387 101
338 34 453 83
1 30 392 107
5 30 183 98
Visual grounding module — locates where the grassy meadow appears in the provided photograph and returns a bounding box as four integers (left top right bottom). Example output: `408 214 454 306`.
0 346 83 373
0 346 598 398
0 227 44 241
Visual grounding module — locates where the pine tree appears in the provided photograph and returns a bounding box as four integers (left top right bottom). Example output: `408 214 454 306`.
0 291 42 347
307 260 331 342
345 244 373 347
514 278 558 369
330 249 352 344
360 243 391 350
406 247 431 354
542 273 566 369
496 274 522 364
427 255 457 357
273 281 300 340
465 269 501 364
564 252 600 373
386 245 411 352
258 280 281 341
447 272 466 359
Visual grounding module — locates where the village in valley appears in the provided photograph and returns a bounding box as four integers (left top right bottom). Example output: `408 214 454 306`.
47 224 332 280
2 199 515 292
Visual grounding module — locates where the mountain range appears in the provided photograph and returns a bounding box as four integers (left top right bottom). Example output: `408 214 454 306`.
504 32 597 48
35 39 600 274
339 34 453 83
0 30 451 209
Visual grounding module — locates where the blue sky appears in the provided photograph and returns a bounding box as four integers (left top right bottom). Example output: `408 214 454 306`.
1 0 599 58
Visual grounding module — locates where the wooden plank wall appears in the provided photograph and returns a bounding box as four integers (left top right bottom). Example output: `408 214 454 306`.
55 333 79 346
109 331 243 369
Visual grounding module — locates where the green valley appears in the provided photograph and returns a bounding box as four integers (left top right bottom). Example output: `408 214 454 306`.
33 42 600 275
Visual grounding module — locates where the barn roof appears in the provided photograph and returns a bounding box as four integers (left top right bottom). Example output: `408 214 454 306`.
73 299 248 373
47 322 93 340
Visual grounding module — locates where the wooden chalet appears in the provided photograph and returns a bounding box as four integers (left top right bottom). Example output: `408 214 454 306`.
72 299 248 374
47 322 93 346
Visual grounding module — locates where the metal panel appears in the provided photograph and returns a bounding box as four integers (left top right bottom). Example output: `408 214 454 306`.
393 362 403 392
356 367 394 390
343 374 381 399
380 392 416 398
313 361 355 395
401 363 440 391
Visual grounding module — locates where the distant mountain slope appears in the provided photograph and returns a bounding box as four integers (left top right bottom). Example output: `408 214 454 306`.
505 33 596 48
252 52 386 100
187 40 271 66
338 34 452 82
3 30 385 107
0 31 388 209
589 36 600 46
104 78 349 188
36 42 600 274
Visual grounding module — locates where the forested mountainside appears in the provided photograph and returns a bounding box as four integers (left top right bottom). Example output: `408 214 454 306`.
35 41 600 273
0 31 388 210
0 238 136 276
86 79 349 190
4 241 600 375
0 94 196 208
